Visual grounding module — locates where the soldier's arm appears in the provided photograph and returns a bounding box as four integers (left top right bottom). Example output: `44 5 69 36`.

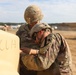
21 47 39 54
21 34 60 71
37 34 61 68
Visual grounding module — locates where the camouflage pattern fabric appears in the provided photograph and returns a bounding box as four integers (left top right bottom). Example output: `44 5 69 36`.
16 24 39 75
37 33 73 75
16 24 39 49
21 32 72 75
16 24 72 75
29 22 72 74
24 5 43 24
30 23 52 37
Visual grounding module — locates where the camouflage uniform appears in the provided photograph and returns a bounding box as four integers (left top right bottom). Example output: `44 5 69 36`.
16 4 72 75
16 4 43 75
16 24 39 49
37 33 72 75
22 23 72 75
21 23 52 71
16 24 38 75
16 4 43 49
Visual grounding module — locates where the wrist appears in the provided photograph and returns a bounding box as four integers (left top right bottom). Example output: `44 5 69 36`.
36 50 39 54
29 49 39 54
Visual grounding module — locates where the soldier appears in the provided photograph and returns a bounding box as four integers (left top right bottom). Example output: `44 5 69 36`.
16 4 43 49
16 5 43 75
21 23 73 75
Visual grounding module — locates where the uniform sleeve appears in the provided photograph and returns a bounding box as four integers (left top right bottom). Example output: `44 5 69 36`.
37 34 62 69
21 34 61 71
39 33 72 73
58 34 73 73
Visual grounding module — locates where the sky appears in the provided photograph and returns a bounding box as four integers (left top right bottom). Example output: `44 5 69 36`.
0 0 76 23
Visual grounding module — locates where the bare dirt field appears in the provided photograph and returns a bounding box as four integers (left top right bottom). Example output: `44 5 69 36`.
8 29 76 75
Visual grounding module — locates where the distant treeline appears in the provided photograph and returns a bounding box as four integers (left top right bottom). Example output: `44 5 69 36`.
49 23 76 27
0 22 76 27
0 22 25 26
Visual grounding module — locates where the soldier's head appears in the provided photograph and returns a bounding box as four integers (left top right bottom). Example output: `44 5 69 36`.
30 23 52 44
24 5 43 26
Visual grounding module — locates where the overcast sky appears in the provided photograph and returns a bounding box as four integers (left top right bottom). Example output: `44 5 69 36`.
0 0 76 23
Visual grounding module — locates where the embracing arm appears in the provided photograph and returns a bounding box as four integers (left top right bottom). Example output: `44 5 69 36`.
20 47 39 54
21 33 69 71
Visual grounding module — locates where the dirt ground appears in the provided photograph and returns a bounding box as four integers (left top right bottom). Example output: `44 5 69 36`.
8 29 76 75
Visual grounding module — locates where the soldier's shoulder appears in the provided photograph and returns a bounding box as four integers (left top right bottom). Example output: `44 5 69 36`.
19 24 29 30
46 33 62 44
19 24 28 28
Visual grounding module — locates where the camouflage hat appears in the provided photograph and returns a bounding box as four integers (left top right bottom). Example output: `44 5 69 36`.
30 23 52 37
24 5 43 24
